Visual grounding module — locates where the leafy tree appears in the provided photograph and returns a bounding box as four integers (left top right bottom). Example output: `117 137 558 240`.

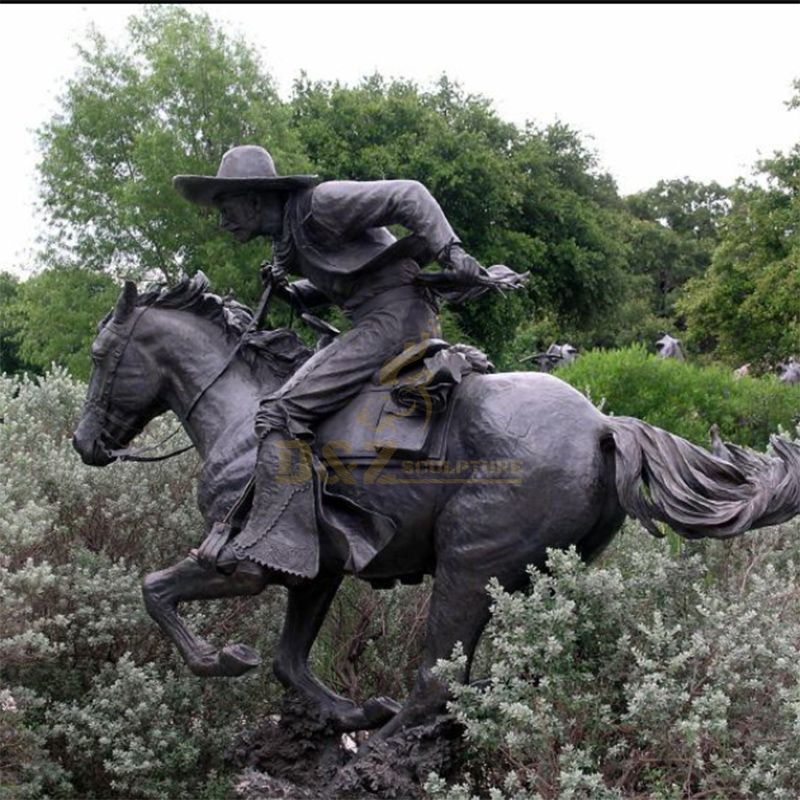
0 272 36 375
35 6 687 366
505 123 629 328
678 83 800 367
37 5 308 303
627 178 731 241
290 76 631 360
624 179 731 319
6 268 119 380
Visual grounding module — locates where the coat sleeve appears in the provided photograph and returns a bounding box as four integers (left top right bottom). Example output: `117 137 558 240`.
308 180 459 256
287 278 331 309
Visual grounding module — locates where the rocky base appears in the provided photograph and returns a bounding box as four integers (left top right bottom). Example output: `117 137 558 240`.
227 693 463 799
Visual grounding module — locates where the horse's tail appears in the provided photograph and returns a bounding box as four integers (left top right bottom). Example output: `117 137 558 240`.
608 416 800 539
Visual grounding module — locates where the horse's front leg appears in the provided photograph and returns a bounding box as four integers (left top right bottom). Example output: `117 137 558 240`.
142 553 268 677
274 575 400 732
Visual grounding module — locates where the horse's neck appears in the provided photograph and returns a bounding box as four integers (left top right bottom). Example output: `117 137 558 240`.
151 312 277 462
179 364 261 460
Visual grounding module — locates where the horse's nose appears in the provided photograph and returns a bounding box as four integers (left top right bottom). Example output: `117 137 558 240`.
72 431 94 464
72 427 113 466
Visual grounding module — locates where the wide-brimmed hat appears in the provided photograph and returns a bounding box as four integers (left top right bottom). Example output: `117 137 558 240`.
173 145 318 206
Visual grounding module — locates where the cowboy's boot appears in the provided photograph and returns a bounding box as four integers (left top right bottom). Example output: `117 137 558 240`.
231 429 320 579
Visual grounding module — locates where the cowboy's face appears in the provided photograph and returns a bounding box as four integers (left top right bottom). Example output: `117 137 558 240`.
217 191 285 242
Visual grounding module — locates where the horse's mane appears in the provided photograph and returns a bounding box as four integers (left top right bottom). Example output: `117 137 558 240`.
135 271 253 340
132 271 312 378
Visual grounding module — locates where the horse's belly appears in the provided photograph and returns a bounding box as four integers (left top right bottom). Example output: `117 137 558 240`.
329 462 440 578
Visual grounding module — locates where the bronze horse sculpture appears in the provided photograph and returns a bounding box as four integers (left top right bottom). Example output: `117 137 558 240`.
73 273 800 742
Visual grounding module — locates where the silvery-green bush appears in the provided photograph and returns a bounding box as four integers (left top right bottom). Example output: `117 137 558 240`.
0 369 286 799
6 368 800 799
428 508 800 799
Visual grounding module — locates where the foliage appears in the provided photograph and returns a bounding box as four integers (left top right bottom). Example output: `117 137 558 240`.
28 5 800 378
36 5 308 303
0 368 286 798
553 344 800 448
677 87 800 367
626 178 731 242
429 514 800 799
31 4 712 370
3 268 119 380
3 340 800 798
0 272 35 376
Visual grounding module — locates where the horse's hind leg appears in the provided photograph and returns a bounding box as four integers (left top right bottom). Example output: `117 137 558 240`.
274 576 401 731
370 560 494 742
142 552 268 677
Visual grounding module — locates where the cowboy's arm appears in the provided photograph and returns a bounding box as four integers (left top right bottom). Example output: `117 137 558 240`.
309 180 463 264
286 279 331 309
261 260 332 309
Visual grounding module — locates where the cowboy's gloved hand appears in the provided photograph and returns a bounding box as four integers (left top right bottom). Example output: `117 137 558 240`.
439 242 482 282
260 261 289 289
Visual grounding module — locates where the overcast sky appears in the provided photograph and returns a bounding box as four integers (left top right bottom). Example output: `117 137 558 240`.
2 3 798 278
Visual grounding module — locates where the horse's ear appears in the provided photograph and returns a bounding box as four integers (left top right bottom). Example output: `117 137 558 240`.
113 280 138 322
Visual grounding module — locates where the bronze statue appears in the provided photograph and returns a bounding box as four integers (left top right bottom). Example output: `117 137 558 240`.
171 146 509 582
521 342 579 372
655 333 686 361
73 265 800 742
778 357 800 385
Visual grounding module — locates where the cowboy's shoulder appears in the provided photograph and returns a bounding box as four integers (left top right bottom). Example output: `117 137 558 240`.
311 179 433 226
311 178 431 204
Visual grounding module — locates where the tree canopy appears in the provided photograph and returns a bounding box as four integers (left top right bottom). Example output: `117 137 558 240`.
26 5 657 368
5 268 119 380
37 5 307 300
8 4 798 377
677 89 800 368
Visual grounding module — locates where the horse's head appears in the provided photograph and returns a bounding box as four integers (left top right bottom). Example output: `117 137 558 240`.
73 281 167 466
73 271 312 467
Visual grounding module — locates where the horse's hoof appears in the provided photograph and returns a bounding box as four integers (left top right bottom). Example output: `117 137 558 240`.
219 644 261 677
363 696 401 727
328 696 401 732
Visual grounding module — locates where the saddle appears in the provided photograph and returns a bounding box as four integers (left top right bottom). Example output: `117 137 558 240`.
316 338 493 465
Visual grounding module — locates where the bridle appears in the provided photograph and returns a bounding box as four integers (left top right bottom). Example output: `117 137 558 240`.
85 305 190 463
91 282 275 463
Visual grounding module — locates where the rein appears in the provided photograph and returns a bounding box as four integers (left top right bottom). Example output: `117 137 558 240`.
102 281 274 464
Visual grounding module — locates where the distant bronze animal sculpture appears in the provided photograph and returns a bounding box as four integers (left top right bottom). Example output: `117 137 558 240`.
655 333 685 361
73 274 800 744
521 342 579 372
778 358 800 385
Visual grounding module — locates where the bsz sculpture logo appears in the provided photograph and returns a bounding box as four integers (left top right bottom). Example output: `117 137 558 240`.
275 336 523 487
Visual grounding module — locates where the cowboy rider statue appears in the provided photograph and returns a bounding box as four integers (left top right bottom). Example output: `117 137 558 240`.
173 145 522 581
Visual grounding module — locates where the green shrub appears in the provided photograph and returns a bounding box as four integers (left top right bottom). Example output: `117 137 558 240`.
429 517 800 799
5 365 800 798
553 344 800 448
0 367 430 798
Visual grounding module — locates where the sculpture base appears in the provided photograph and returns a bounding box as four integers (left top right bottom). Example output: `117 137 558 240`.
227 692 463 799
